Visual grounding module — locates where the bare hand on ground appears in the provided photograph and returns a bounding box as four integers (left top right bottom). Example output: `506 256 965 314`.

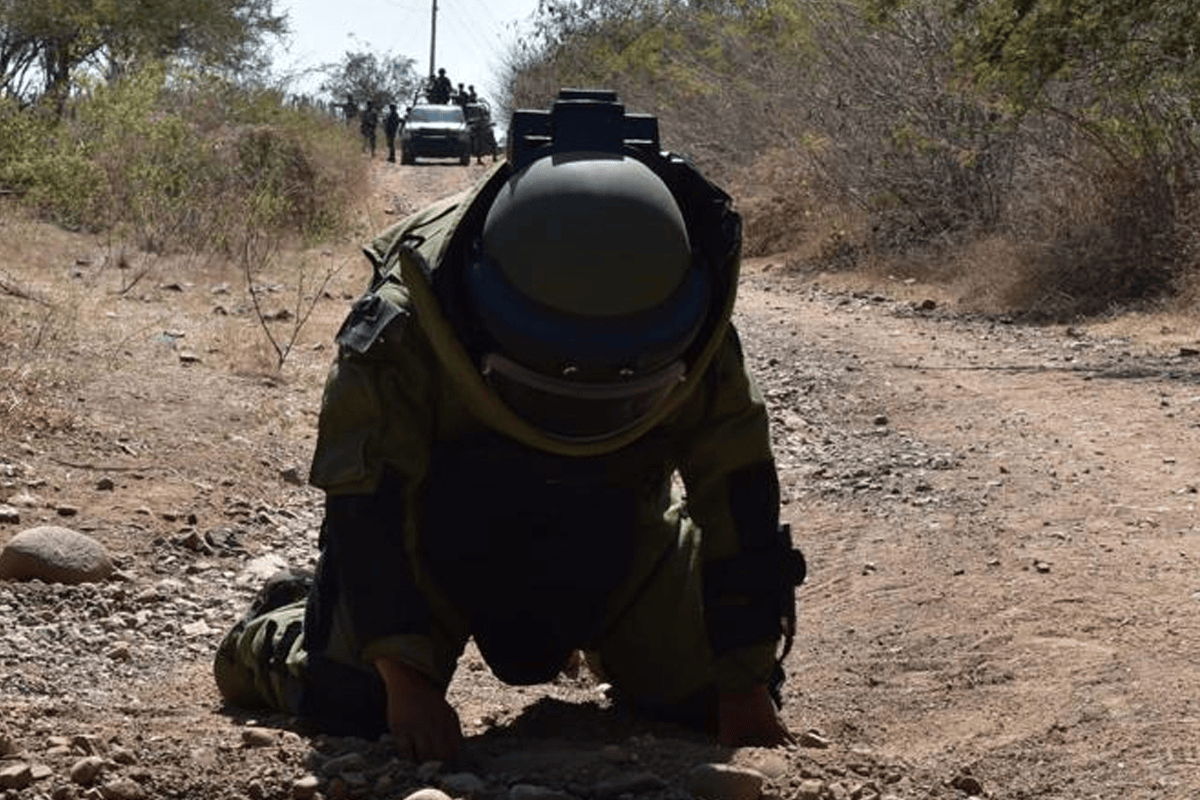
717 684 794 748
374 656 463 762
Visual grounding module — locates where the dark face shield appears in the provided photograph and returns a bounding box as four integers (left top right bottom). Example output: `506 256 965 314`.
482 353 686 442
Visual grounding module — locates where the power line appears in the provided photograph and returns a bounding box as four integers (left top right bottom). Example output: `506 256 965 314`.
441 4 503 63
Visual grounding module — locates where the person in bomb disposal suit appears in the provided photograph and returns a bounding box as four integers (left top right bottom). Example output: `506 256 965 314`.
213 89 805 762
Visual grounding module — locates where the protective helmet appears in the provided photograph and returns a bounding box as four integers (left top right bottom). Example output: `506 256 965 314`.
466 151 711 441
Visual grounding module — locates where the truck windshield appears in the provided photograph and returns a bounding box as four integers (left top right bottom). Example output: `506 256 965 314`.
408 106 464 123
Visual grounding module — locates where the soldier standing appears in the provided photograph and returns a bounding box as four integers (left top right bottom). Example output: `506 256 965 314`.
383 103 402 163
431 68 452 104
214 90 805 763
360 100 379 158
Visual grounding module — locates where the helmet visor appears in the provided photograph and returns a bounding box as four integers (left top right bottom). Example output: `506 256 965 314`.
482 353 686 442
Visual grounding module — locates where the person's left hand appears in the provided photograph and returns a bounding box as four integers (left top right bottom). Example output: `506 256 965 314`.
717 684 794 748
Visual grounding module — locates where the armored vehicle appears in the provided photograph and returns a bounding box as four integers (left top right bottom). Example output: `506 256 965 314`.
400 103 471 165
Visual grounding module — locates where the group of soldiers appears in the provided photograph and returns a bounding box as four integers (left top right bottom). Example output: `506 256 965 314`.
424 67 479 107
339 66 491 164
341 97 401 161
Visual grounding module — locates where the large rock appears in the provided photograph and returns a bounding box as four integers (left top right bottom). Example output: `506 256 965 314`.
0 526 113 584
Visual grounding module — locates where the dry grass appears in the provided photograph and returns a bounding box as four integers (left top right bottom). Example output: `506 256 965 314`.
506 2 1200 326
0 214 89 438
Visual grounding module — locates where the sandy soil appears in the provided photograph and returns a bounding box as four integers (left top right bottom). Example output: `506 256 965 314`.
1 155 1199 800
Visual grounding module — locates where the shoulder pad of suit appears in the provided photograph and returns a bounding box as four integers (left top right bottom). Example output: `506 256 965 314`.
366 192 466 267
334 290 409 358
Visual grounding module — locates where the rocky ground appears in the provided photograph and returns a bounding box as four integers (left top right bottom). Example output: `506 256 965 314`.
2 157 1199 800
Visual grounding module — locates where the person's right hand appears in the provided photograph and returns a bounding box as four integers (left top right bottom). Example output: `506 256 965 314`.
373 656 463 762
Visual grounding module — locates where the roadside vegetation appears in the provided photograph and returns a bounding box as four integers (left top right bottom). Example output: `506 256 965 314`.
0 0 372 433
505 0 1200 322
4 0 1200 426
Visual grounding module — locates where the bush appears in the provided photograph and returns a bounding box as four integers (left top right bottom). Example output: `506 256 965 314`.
0 64 366 253
507 0 1200 320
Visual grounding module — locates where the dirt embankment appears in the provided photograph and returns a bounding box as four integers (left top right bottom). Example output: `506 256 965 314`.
1 158 1199 800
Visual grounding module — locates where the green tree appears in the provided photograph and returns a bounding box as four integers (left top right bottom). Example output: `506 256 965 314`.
869 0 1200 117
954 1 1200 106
0 0 288 106
319 48 421 110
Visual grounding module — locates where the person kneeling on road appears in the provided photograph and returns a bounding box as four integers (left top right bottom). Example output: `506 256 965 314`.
213 89 806 762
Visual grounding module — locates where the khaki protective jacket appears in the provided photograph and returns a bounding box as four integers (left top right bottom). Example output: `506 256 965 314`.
308 160 785 694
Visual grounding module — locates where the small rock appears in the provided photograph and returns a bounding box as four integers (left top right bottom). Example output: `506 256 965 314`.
239 553 290 584
72 734 103 755
70 756 106 786
56 504 80 517
109 747 138 765
797 730 832 749
0 730 14 756
686 763 765 800
404 789 454 800
292 774 320 800
796 779 825 800
440 772 486 796
950 774 984 795
509 785 575 800
96 477 116 491
591 772 666 799
279 467 305 486
178 350 201 364
0 762 33 790
872 414 889 426
600 744 632 763
321 752 367 776
416 761 443 781
0 505 19 524
99 776 146 800
745 751 788 780
241 728 277 748
182 620 214 636
9 491 39 508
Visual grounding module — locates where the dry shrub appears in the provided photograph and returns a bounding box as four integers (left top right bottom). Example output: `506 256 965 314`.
733 145 881 276
503 2 820 184
981 153 1190 321
734 147 818 258
0 237 81 439
2 68 366 256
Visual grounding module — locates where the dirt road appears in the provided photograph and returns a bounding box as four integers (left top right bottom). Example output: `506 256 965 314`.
1 158 1198 800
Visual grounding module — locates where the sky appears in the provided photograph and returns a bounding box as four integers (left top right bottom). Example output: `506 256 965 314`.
272 0 542 103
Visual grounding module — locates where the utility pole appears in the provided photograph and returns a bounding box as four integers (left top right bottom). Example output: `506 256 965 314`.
429 0 438 77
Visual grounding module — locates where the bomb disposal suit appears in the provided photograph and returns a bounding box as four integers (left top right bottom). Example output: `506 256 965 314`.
214 90 805 747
